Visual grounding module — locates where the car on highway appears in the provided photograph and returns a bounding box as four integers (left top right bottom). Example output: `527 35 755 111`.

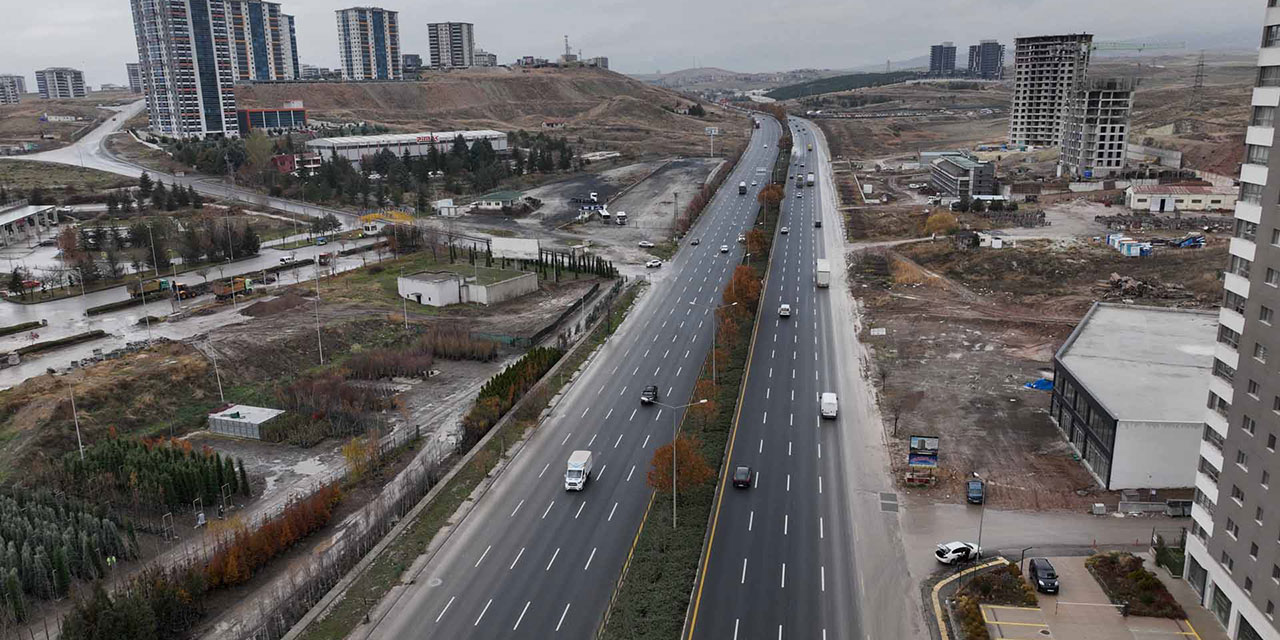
645 259 662 269
640 385 659 405
638 240 655 248
763 143 769 148
720 245 729 253
778 304 792 317
1027 558 1060 593
820 392 838 419
737 234 746 243
732 466 753 488
966 478 985 504
935 541 980 565
691 238 700 245
751 180 758 186
796 191 802 198
815 219 822 228
780 226 789 234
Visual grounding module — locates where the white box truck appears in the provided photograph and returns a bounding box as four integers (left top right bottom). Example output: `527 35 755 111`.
738 181 748 195
806 173 815 187
815 259 831 288
820 393 838 419
615 211 628 225
565 450 593 491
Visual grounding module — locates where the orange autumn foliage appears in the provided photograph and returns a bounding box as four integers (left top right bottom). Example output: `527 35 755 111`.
204 483 342 589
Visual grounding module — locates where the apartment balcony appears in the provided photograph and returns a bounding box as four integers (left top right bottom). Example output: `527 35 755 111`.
1219 306 1245 335
1223 271 1251 301
1261 46 1280 68
1191 501 1215 538
1205 410 1229 440
1196 468 1220 506
1241 163 1269 190
1200 439 1225 475
1247 126 1276 147
1209 374 1234 408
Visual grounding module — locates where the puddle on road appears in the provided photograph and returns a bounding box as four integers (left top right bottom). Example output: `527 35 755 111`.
291 456 326 476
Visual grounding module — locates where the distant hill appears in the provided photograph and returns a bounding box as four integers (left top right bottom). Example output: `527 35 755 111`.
630 67 746 83
765 71 919 101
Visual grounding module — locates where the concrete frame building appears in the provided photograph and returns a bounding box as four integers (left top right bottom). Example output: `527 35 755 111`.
1009 33 1093 148
930 154 996 198
130 0 239 138
1060 76 1138 179
336 7 401 80
930 42 957 76
227 1 301 82
34 68 86 99
428 22 475 69
474 49 498 68
126 63 143 93
0 75 24 105
1185 5 1280 639
967 40 1005 80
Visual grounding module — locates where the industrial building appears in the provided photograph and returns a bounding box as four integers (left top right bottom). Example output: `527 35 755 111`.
126 63 142 93
129 0 239 138
336 6 401 80
1059 76 1138 179
0 75 23 105
929 42 956 76
1009 33 1093 147
967 40 1005 80
397 270 537 307
428 22 475 69
0 201 60 247
35 67 86 99
929 154 996 198
236 101 308 133
306 130 507 168
227 1 301 82
1185 5 1280 638
1050 303 1217 490
1125 185 1238 213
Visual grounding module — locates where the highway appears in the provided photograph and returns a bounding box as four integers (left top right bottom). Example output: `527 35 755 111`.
686 119 924 640
361 118 783 638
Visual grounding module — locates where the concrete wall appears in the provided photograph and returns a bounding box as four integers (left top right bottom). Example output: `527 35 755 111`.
469 272 537 305
1109 420 1202 489
398 275 461 307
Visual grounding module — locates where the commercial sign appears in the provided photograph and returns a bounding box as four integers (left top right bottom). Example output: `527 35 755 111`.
415 135 440 143
908 435 939 468
705 127 719 136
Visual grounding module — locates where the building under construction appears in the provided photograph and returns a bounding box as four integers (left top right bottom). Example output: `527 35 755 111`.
1009 33 1093 148
1060 76 1139 179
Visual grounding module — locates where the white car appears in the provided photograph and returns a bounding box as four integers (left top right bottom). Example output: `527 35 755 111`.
720 245 730 253
780 226 789 234
751 180 758 186
737 234 746 243
764 144 769 148
934 541 980 565
645 259 662 269
279 256 296 264
796 192 802 198
778 304 792 317
638 240 655 248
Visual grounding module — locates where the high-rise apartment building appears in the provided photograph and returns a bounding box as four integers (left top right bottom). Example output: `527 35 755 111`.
1009 33 1092 147
35 68 86 99
929 42 956 76
428 22 475 69
336 7 401 80
1185 8 1280 639
226 1 300 81
1059 77 1137 179
967 40 1005 80
0 75 24 105
130 0 239 138
126 63 143 93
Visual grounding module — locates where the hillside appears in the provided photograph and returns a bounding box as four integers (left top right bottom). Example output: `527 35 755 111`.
765 71 918 101
237 67 747 157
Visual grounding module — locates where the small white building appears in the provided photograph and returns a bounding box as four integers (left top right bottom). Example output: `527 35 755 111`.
208 404 285 440
433 198 464 217
1125 185 1237 213
0 202 59 247
398 270 539 307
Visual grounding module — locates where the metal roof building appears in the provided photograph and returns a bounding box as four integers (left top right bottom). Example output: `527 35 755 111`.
305 130 508 168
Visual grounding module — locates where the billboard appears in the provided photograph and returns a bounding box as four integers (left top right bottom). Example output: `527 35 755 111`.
491 237 541 260
908 435 939 468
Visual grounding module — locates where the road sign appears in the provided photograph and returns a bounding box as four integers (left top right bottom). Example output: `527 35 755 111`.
908 435 939 468
705 127 719 136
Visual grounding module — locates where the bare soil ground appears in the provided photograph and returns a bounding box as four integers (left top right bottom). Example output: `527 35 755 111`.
851 237 1225 510
0 159 134 192
819 114 1008 160
0 91 135 151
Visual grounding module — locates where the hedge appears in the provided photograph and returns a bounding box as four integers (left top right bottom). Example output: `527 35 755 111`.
0 320 44 338
15 330 107 355
86 297 147 316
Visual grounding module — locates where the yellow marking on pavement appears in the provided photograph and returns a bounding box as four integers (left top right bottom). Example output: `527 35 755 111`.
929 557 1008 640
984 605 1042 611
1184 620 1203 640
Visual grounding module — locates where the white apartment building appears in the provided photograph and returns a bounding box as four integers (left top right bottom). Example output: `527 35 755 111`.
428 22 474 69
336 7 401 80
35 67 86 99
129 0 239 138
126 63 143 93
0 75 24 105
1009 33 1092 148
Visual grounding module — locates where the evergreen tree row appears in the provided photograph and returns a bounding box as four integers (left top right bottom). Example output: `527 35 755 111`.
60 438 251 510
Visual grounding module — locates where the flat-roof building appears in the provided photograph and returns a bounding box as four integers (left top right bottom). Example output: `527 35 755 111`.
35 67 86 99
207 404 285 440
306 130 507 168
930 154 996 198
1125 185 1238 213
0 75 23 105
930 42 956 76
968 40 1005 80
428 22 474 69
0 201 59 247
1050 303 1217 490
237 102 308 133
336 7 401 80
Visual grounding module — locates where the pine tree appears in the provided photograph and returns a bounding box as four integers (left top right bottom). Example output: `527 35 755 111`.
223 457 238 496
4 568 24 621
238 459 250 497
52 546 70 597
138 171 153 198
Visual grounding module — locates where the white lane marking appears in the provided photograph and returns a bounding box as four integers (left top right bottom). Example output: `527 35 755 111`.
818 476 823 494
510 547 526 570
474 599 493 626
788 441 792 455
759 439 763 453
620 385 628 396
644 348 650 358
769 367 773 378
608 502 618 521
627 465 636 482
605 408 613 420
539 463 550 478
781 563 787 589
763 411 767 424
435 596 456 622
820 516 825 539
786 474 791 491
741 558 748 584
584 547 597 570
655 409 663 421
556 603 571 631
676 366 682 377
766 388 771 399
789 414 793 427
561 433 571 445
588 433 597 447
792 369 796 379
581 407 590 419
734 619 741 640
597 464 606 480
784 514 789 536
614 434 624 448
748 510 754 531
575 503 586 519
547 547 560 570
475 545 491 567
642 434 650 448
513 601 531 631
684 350 690 358
542 501 555 519
791 389 795 401
654 366 662 376
664 349 670 358
630 409 637 421
511 499 525 518
821 566 826 592
598 384 605 395
634 366 640 375
754 472 759 488
818 443 822 459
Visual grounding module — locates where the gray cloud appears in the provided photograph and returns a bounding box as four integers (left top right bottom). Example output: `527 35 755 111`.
0 0 1261 88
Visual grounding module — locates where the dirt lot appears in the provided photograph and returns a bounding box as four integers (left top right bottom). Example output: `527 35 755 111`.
0 159 135 192
851 238 1225 510
0 91 135 152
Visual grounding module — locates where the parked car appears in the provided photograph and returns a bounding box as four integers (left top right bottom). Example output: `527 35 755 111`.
645 259 662 269
720 245 730 253
640 385 659 404
279 256 296 264
934 541 979 565
780 226 789 234
966 479 985 504
1027 558 1059 593
638 240 655 248
691 238 700 245
778 304 792 317
732 466 753 488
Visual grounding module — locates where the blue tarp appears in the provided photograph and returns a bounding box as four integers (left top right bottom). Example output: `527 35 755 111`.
1024 378 1053 391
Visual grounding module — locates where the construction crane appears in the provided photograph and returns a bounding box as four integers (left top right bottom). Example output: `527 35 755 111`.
1091 41 1187 54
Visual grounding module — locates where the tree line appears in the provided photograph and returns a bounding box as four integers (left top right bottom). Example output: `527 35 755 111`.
461 346 563 449
59 437 251 510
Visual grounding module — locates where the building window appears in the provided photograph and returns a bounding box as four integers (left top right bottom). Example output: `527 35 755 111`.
1218 325 1242 350
1248 144 1272 166
1270 433 1277 450
1274 228 1280 246
1250 380 1261 397
1233 485 1246 505
1205 424 1226 451
1238 449 1250 470
1263 306 1275 325
1265 470 1272 488
1200 456 1222 483
1255 106 1278 127
1268 600 1275 620
1255 344 1270 365
1213 358 1237 384
1274 564 1280 583
1242 181 1265 204
1230 255 1254 278
1224 550 1236 573
1245 415 1259 436
1247 576 1255 594
1195 488 1217 515
1237 219 1260 241
1269 268 1280 288
1226 291 1249 314
1228 518 1240 539
1267 24 1280 48
1258 66 1280 87
1258 506 1266 524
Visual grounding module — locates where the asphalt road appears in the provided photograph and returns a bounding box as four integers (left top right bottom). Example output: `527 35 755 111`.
686 119 925 640
360 118 782 639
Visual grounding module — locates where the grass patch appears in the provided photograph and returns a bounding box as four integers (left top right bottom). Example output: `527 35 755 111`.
648 240 678 261
299 281 643 640
15 329 107 356
1086 552 1187 618
0 160 135 192
951 562 1038 640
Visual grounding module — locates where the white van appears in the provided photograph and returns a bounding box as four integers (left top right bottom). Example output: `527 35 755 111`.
565 450 593 491
820 393 838 419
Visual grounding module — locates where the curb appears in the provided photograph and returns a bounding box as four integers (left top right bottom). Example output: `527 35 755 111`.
929 556 1009 640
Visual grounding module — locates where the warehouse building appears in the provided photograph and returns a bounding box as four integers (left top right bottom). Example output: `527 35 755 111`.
397 270 537 307
1050 303 1217 490
1125 185 1238 213
0 201 60 248
237 102 308 133
306 130 507 168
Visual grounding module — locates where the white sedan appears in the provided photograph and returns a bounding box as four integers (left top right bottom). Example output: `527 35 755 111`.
638 240 655 248
719 245 730 253
934 541 980 565
778 304 792 317
780 226 789 234
645 259 662 269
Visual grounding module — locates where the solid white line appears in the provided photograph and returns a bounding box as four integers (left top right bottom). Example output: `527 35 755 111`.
543 501 555 519
584 547 597 570
475 545 491 567
435 596 456 622
511 547 525 569
547 547 560 570
513 601 531 630
474 598 493 626
575 503 586 519
556 603 571 631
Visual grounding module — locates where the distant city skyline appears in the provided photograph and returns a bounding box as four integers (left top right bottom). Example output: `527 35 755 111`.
0 0 1259 88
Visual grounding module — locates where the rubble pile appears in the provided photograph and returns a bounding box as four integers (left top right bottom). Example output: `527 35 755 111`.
1096 273 1193 300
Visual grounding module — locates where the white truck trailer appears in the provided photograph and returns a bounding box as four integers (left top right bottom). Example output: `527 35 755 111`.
565 450 593 491
815 259 831 288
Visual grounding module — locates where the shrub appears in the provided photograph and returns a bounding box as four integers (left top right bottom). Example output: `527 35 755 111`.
1086 552 1186 618
460 346 562 449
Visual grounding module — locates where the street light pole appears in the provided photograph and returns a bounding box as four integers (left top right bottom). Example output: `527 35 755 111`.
689 301 737 387
974 472 986 559
654 398 708 529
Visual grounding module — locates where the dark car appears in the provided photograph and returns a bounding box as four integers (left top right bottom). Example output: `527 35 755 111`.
1028 558 1059 593
640 385 659 405
966 479 985 504
691 238 700 245
732 466 752 488
814 219 822 228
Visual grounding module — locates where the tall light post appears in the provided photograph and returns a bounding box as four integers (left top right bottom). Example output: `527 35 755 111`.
653 398 708 528
973 472 987 559
689 300 737 387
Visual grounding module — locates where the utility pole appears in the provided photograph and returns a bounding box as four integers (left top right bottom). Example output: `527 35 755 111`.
1192 50 1206 103
70 389 84 460
314 264 324 365
211 348 225 403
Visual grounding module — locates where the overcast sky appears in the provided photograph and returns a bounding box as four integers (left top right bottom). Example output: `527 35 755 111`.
0 0 1261 87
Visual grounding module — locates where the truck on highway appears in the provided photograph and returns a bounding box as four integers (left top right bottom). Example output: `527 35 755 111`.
318 252 334 266
738 181 748 195
806 173 815 187
212 277 252 301
128 279 170 299
565 450 593 491
820 392 839 419
615 211 627 225
815 259 831 288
